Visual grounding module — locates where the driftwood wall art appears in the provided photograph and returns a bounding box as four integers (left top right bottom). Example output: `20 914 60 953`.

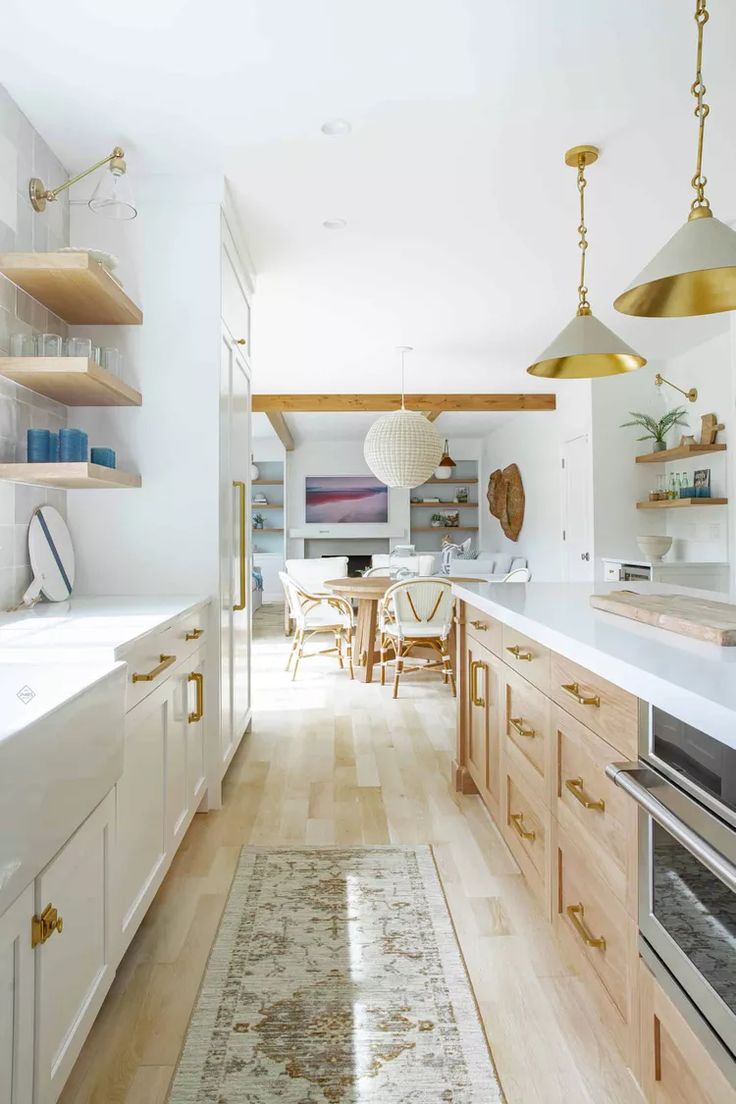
487 463 525 542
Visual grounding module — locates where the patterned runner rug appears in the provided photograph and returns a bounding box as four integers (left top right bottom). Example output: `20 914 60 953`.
169 846 504 1103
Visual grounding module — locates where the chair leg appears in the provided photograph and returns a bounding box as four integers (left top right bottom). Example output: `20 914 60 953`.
285 629 300 671
291 631 304 681
346 630 354 680
380 634 386 686
393 649 403 699
441 640 456 697
336 631 344 669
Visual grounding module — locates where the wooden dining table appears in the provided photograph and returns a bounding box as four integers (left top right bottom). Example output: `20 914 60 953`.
324 575 476 684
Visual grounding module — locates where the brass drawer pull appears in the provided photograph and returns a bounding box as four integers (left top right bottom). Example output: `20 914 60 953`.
561 681 600 707
132 654 176 683
185 627 204 641
506 644 532 662
470 660 486 708
188 671 204 722
31 903 63 948
470 619 487 630
509 716 536 739
510 812 536 842
566 902 606 950
565 776 605 812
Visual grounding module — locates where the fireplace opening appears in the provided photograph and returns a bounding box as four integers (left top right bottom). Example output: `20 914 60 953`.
322 553 371 577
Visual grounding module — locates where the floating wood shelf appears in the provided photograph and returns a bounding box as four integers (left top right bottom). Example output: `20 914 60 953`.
413 526 479 532
254 527 283 532
0 252 143 325
636 497 728 510
0 462 142 489
420 478 479 485
411 501 477 508
252 479 283 485
0 357 141 407
251 503 282 509
636 443 727 464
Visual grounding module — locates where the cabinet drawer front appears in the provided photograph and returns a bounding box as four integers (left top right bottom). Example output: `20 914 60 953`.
554 707 637 915
555 826 635 1029
502 626 550 692
121 605 208 712
504 670 551 798
550 652 637 759
502 766 551 915
465 603 503 656
174 606 208 661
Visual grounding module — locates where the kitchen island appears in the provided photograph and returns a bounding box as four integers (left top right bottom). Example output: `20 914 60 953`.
451 580 736 1104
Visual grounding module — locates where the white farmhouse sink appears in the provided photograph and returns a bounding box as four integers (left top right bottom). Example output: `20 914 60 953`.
0 659 125 913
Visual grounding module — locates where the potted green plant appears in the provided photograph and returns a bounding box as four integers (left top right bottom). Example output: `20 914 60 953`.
431 513 443 528
620 407 689 452
253 512 265 530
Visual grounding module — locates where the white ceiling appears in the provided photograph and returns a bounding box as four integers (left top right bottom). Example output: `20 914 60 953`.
252 408 514 445
2 0 734 400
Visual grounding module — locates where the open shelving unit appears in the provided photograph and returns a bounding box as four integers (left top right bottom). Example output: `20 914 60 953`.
637 497 728 510
0 358 141 407
636 443 726 464
0 463 142 489
252 459 286 600
410 460 480 550
0 252 143 324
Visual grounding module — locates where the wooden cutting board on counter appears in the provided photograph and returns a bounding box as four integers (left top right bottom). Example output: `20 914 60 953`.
590 590 736 645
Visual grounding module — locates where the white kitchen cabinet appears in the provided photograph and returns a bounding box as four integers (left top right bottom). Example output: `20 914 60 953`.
187 653 207 810
0 885 34 1104
34 793 115 1104
166 667 190 855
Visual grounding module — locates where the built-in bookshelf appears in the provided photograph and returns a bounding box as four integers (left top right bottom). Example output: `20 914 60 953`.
410 460 479 551
252 459 285 601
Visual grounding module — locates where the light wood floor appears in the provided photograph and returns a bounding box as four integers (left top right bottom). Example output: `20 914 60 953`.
60 602 644 1104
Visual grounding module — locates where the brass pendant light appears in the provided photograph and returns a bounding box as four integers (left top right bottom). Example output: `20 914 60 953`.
615 0 736 317
527 146 646 379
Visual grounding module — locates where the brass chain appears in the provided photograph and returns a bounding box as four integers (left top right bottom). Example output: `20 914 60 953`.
691 0 710 211
576 157 590 313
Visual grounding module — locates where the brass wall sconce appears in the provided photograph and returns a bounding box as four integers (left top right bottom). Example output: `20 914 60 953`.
655 373 698 403
29 146 137 220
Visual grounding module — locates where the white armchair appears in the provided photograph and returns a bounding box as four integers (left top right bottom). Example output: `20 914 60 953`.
283 556 348 634
377 577 456 698
279 572 354 680
370 553 436 577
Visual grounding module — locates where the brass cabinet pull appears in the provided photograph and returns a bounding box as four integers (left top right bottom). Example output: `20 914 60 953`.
509 716 536 739
31 903 63 948
470 619 487 630
506 644 532 662
470 660 486 708
233 480 247 611
132 654 176 683
510 812 536 842
188 671 204 723
235 338 247 345
185 627 204 641
566 902 606 950
565 776 605 812
561 682 600 707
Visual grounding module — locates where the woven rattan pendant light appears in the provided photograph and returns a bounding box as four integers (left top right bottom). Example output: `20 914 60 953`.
615 0 736 317
528 146 646 379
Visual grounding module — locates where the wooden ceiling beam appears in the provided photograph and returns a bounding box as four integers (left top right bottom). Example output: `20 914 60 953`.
266 411 295 451
425 411 442 422
252 393 556 413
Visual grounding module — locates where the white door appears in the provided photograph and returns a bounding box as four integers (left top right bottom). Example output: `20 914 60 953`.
34 793 115 1104
0 885 34 1104
561 434 594 581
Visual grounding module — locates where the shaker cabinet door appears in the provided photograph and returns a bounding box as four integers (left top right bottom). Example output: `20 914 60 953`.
187 652 207 811
0 884 34 1104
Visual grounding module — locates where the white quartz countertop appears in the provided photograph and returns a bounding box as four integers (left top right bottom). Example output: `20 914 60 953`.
0 595 209 661
452 581 736 749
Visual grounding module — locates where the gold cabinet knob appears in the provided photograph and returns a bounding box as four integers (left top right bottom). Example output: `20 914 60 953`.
31 903 64 948
236 338 247 345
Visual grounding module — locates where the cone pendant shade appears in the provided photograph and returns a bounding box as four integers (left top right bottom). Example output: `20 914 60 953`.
614 212 736 317
527 310 646 379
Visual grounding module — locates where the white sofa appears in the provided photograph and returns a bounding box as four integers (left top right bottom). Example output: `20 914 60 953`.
442 551 529 580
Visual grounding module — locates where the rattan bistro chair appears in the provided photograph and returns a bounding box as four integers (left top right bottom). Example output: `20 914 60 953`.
377 577 456 699
279 572 355 681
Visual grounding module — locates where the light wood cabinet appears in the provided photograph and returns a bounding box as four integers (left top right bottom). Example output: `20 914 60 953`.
0 884 34 1104
464 637 502 816
503 668 552 805
502 764 551 916
34 793 115 1104
465 603 503 656
501 625 550 692
639 960 736 1104
550 651 637 759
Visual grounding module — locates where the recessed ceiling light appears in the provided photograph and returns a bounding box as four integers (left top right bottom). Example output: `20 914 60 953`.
322 218 347 230
321 119 351 136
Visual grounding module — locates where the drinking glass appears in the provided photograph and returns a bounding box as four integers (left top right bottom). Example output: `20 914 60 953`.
67 337 94 359
38 333 64 357
10 333 37 356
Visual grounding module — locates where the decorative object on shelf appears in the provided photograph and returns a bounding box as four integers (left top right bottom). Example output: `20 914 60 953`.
433 464 452 481
445 511 460 528
435 438 455 477
431 513 443 527
636 535 673 562
29 145 137 220
694 468 711 498
251 457 259 481
620 407 689 452
454 486 469 503
655 372 698 404
699 412 724 445
38 333 64 357
90 447 116 469
20 505 75 607
487 463 525 541
10 333 36 356
252 492 268 506
253 513 265 529
364 347 442 487
615 0 736 317
59 428 89 462
679 434 697 447
527 145 646 379
27 429 52 462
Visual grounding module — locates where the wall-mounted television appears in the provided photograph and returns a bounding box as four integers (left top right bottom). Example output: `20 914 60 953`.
305 475 389 523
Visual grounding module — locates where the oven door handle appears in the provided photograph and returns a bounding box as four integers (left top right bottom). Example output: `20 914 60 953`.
606 761 736 895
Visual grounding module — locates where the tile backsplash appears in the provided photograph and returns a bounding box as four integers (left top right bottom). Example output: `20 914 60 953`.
0 83 70 609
